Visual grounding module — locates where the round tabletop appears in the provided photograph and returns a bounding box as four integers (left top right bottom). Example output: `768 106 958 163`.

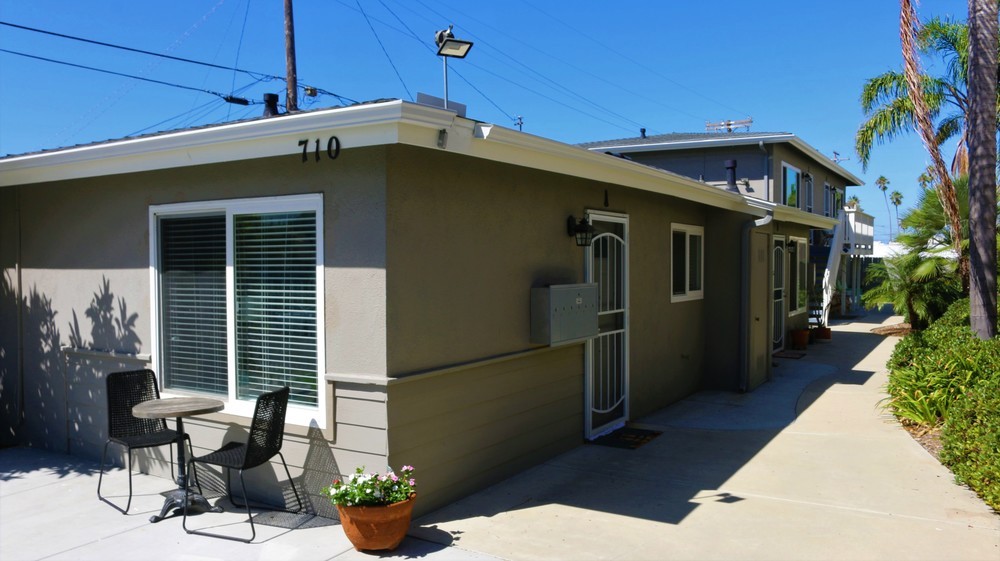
133 397 225 419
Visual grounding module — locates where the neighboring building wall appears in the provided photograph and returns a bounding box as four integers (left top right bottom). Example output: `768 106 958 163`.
622 146 769 201
769 145 851 215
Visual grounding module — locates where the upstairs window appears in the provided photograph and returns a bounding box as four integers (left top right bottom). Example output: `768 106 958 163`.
804 174 814 213
151 194 325 426
782 164 801 208
671 224 704 302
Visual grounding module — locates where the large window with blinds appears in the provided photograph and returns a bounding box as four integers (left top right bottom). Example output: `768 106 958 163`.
150 194 324 423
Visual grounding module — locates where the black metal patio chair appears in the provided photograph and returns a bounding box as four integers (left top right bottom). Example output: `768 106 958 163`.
183 386 303 543
98 369 189 514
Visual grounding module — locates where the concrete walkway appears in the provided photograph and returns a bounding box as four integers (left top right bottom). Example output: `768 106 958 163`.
2 310 998 560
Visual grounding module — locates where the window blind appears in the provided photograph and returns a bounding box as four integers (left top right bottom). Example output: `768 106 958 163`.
160 215 228 395
234 211 318 406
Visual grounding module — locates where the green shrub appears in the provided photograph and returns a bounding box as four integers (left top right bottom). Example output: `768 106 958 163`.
941 372 1000 512
883 296 1000 512
934 297 970 327
883 319 1000 426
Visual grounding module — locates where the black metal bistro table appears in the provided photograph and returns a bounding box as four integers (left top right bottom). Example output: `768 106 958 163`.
132 396 225 523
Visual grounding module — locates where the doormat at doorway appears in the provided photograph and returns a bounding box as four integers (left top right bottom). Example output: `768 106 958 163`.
773 350 806 359
589 427 662 450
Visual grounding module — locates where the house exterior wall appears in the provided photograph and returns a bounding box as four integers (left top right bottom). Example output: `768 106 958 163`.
1 148 394 517
2 137 754 519
382 146 745 514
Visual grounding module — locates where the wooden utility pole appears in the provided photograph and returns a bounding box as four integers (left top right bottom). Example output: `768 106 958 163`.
284 0 298 112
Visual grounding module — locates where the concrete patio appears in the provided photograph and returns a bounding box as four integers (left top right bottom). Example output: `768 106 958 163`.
2 310 998 560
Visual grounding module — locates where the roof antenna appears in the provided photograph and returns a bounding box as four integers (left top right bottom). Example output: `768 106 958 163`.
705 118 753 133
640 128 646 139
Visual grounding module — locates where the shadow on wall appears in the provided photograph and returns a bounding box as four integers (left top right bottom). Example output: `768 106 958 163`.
0 271 22 448
5 275 145 467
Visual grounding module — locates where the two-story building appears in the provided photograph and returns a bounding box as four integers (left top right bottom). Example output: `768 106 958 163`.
580 130 873 338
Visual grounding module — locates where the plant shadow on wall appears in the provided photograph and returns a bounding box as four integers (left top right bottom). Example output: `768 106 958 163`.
2 274 146 476
72 276 141 354
64 276 145 462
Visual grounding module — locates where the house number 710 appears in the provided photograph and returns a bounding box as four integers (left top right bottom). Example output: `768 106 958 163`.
299 136 341 162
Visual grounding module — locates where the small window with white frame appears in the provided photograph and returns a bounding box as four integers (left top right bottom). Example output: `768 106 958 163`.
782 163 801 208
671 223 704 302
149 194 326 427
787 237 808 314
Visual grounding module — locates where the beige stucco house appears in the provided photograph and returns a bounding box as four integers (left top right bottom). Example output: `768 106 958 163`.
0 100 838 518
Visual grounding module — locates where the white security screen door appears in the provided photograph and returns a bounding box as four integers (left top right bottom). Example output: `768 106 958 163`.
585 212 629 439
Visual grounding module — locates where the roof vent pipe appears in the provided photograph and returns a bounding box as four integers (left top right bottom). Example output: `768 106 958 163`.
640 128 646 139
263 93 280 117
725 159 740 192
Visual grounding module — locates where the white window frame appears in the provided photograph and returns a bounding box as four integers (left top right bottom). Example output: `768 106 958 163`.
788 236 808 315
670 223 704 303
149 194 326 428
804 174 814 213
782 163 801 208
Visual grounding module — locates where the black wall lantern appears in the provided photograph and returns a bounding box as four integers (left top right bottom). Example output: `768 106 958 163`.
567 215 595 246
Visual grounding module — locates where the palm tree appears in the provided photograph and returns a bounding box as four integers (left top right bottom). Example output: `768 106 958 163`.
890 190 904 239
897 0 966 289
862 250 961 330
966 0 998 338
897 175 970 257
854 4 1000 290
876 175 893 240
846 195 862 212
917 167 935 190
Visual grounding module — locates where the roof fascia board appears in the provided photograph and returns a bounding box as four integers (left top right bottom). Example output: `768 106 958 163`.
589 134 795 154
471 123 752 213
0 100 757 217
589 134 863 187
0 100 458 187
773 205 840 229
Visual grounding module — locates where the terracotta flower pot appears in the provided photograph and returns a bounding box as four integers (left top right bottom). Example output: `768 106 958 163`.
815 326 832 342
336 494 416 551
790 328 809 350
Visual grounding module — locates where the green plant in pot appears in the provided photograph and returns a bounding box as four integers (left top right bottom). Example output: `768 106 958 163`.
323 465 417 551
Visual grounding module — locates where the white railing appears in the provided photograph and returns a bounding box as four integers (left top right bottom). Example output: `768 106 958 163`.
820 219 843 326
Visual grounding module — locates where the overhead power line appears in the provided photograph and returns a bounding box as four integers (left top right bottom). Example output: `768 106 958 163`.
0 48 256 105
0 20 271 79
0 19 358 105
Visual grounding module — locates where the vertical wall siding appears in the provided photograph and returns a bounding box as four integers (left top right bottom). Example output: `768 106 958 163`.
386 346 584 516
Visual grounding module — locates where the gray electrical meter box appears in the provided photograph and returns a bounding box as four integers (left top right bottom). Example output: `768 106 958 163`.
530 283 599 346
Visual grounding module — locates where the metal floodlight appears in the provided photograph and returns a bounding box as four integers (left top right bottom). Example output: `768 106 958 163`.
434 25 474 113
435 26 474 58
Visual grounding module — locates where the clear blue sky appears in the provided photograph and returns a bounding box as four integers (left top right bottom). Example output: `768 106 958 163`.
0 0 970 242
